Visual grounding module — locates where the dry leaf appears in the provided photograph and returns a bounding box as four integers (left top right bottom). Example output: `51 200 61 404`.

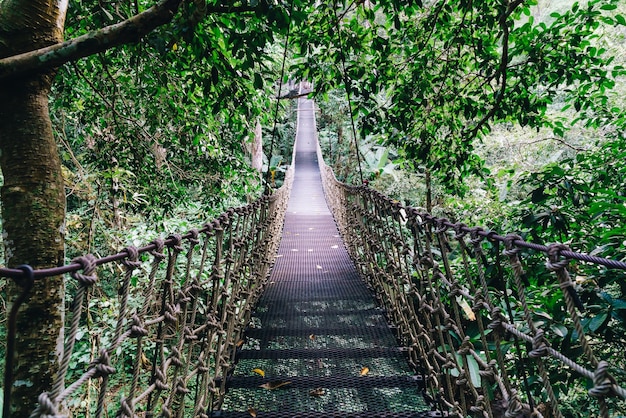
309 387 325 397
331 245 338 249
140 352 152 370
259 381 292 390
236 339 245 348
360 367 370 376
251 368 265 378
247 407 257 417
316 265 322 269
456 295 476 321
309 334 316 340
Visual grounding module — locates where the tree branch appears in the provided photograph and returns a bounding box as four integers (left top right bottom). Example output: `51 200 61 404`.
0 0 182 81
465 0 525 139
522 136 589 152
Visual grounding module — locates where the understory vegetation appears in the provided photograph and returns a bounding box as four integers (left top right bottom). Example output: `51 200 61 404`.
1 0 626 415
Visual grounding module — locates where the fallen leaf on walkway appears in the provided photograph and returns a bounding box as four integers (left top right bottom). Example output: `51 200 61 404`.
360 367 370 376
260 381 291 390
252 368 265 378
316 265 322 269
247 407 257 417
309 334 316 340
236 339 245 348
309 388 325 397
331 245 338 249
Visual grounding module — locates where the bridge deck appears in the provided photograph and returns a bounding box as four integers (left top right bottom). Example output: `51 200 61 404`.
218 99 434 417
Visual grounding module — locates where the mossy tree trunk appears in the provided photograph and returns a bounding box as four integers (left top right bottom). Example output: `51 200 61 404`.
0 1 67 415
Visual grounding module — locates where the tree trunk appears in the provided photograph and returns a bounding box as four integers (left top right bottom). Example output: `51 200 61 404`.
252 118 264 174
425 168 432 213
0 1 67 415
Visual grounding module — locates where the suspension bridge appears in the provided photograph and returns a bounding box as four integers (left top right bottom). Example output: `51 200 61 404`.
2 97 626 417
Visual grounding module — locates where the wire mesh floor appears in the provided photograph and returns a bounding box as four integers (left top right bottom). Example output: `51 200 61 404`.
218 99 437 417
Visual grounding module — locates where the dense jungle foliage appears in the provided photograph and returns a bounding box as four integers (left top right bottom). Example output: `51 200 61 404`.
1 0 626 415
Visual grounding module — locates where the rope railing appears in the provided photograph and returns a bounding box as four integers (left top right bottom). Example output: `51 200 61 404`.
316 139 626 417
2 167 293 417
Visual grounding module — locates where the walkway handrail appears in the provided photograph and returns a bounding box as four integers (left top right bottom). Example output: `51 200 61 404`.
315 125 626 417
2 167 293 417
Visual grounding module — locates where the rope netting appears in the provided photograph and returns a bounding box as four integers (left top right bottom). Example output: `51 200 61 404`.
317 137 626 417
1 168 292 417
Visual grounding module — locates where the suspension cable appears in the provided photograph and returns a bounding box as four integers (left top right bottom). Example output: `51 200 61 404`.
265 0 295 193
333 3 365 185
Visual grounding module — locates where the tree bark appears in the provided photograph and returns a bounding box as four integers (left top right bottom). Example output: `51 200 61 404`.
0 1 67 415
252 118 264 174
0 0 182 81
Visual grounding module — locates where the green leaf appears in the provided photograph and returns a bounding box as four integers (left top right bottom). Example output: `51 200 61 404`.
600 4 617 10
254 73 263 89
466 355 481 388
551 324 568 338
587 312 609 333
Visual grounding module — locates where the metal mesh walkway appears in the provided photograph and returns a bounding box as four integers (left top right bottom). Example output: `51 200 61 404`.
218 99 435 417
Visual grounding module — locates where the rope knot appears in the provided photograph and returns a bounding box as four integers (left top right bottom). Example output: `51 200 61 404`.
545 243 570 272
469 227 484 245
188 228 200 246
71 254 98 287
122 246 141 270
529 329 550 358
130 314 148 338
419 256 435 269
167 233 184 253
434 218 449 234
118 397 135 417
154 367 169 390
203 222 215 234
546 243 584 311
165 303 180 324
503 234 522 257
453 222 468 239
149 238 166 262
479 359 497 380
457 336 474 356
32 392 63 418
175 377 190 394
184 326 198 342
93 349 116 378
589 361 616 398
169 347 184 367
505 391 525 418
488 307 507 333
161 406 172 418
469 395 486 413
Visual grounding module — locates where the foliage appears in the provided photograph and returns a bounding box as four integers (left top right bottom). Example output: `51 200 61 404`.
292 0 626 196
47 0 303 258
